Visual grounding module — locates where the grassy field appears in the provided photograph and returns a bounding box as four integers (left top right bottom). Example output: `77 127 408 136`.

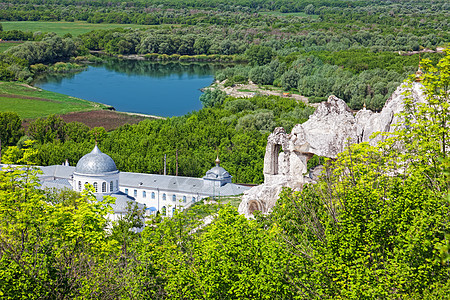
0 81 109 119
1 21 154 36
0 41 23 52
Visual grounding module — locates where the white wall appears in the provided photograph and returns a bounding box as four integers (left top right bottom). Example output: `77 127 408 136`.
119 186 206 216
73 173 120 193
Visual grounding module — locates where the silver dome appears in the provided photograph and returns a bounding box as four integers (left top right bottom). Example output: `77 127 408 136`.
75 145 118 174
203 157 232 182
204 166 231 180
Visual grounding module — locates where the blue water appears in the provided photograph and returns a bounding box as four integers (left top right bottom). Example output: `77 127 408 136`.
34 60 218 117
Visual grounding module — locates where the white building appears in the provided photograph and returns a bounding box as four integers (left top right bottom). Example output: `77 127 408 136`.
34 144 251 218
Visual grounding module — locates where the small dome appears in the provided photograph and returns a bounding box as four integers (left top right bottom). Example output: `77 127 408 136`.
204 156 232 182
75 145 117 174
204 166 231 180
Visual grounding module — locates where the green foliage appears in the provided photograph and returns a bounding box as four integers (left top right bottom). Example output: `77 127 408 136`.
28 114 68 144
268 49 450 298
245 44 274 66
0 111 23 146
199 88 226 108
6 33 77 64
24 95 313 184
0 166 121 299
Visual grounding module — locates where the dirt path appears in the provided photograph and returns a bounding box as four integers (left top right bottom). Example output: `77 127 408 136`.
212 80 317 106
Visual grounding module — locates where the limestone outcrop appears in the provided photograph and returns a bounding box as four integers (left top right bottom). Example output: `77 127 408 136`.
238 82 426 217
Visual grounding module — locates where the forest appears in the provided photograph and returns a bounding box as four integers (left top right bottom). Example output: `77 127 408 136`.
0 52 449 298
0 0 448 109
0 0 449 298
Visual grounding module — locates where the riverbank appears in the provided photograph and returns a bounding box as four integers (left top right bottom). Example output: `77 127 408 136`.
89 50 245 63
0 81 111 119
210 80 318 107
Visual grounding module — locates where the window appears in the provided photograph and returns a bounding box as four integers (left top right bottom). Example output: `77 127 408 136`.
102 182 106 193
161 206 166 216
192 197 196 202
134 190 137 197
78 181 81 191
143 191 146 198
110 181 113 192
125 188 129 194
172 194 176 202
116 180 118 191
85 182 88 190
151 192 155 199
163 193 166 200
183 196 186 203
93 182 98 192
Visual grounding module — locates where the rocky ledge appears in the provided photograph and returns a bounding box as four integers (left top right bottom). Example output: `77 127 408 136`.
238 82 426 217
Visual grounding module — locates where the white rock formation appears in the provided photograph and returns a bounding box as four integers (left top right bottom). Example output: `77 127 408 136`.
238 82 426 217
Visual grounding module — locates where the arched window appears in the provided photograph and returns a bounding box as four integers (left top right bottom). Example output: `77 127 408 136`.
163 193 166 200
78 181 81 191
172 194 176 202
161 206 166 216
192 197 196 202
151 192 155 199
143 191 146 198
93 182 98 192
110 181 113 192
183 196 186 203
102 182 106 193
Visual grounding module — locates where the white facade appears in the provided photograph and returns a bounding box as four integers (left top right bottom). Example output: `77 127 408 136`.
32 145 251 219
73 172 120 194
119 185 206 216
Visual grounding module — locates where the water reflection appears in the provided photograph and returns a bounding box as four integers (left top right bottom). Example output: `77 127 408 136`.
34 59 225 117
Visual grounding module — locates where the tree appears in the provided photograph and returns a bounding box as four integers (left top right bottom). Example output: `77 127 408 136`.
245 45 274 66
270 49 450 298
28 115 67 144
0 112 23 146
0 165 122 298
199 89 226 108
281 69 300 91
304 4 315 15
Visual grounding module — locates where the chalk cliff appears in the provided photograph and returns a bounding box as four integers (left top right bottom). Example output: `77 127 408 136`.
238 82 426 217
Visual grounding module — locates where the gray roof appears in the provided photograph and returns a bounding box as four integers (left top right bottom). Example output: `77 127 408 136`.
40 165 76 180
40 178 72 190
204 165 231 180
75 145 118 175
33 164 250 197
120 172 249 196
97 192 144 213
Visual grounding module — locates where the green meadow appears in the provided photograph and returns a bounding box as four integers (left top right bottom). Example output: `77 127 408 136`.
0 41 23 52
1 21 153 36
0 81 108 119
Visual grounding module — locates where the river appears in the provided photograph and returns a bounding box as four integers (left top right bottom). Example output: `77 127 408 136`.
33 59 222 117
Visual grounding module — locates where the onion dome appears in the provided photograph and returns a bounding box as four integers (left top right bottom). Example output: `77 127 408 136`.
75 144 118 174
204 156 232 182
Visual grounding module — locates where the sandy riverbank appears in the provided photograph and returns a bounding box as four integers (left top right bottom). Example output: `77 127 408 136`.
210 80 318 106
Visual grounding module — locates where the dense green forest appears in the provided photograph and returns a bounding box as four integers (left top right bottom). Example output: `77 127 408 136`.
0 0 449 298
0 0 448 109
2 94 313 184
1 53 449 298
